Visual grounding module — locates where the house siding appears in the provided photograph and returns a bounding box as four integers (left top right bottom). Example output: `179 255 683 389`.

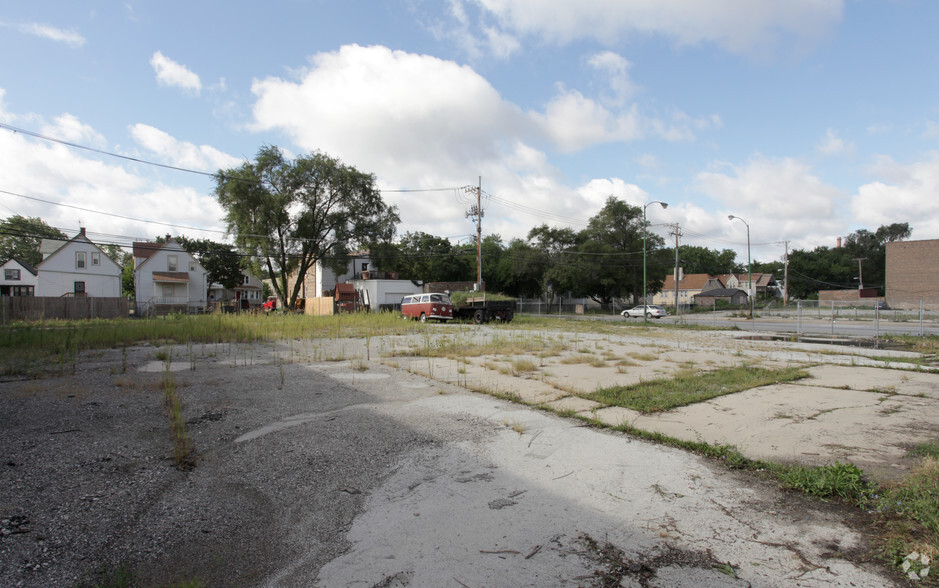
134 239 207 314
35 234 122 298
1 259 39 296
885 239 939 310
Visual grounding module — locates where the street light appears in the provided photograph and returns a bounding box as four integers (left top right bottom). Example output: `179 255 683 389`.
643 200 668 322
727 214 753 319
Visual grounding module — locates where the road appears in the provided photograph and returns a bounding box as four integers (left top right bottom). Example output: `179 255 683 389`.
582 310 939 338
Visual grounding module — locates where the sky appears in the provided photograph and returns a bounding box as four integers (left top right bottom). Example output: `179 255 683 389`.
2 0 938 266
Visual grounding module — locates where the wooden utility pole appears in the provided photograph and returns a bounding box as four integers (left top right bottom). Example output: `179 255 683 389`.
476 177 483 291
783 240 789 305
667 223 682 315
854 257 866 290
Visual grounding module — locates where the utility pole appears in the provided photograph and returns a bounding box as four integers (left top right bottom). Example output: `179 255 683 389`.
854 257 866 290
667 223 682 315
783 241 790 305
465 178 484 292
476 177 483 292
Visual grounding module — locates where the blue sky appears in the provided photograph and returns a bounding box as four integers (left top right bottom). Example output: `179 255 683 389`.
2 0 938 265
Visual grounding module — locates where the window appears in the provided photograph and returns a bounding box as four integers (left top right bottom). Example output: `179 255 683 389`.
12 286 33 296
4 269 20 281
167 255 177 272
76 252 86 269
361 262 369 272
91 252 100 266
242 275 250 285
74 281 85 293
189 261 196 272
163 284 174 299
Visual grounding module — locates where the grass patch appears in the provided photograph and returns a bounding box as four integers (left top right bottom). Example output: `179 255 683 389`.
511 358 537 375
559 353 598 365
771 461 869 501
911 439 939 459
162 368 196 470
586 365 809 413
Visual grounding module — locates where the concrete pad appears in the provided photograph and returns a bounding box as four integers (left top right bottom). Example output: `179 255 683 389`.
807 364 939 398
545 395 602 413
594 406 643 427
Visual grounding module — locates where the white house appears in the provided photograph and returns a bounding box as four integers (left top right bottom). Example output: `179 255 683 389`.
208 269 264 308
36 228 122 298
0 258 39 296
133 238 208 315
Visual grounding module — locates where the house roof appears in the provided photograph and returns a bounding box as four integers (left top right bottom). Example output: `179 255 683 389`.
132 241 164 260
152 272 190 283
719 272 776 286
36 229 122 272
662 273 715 291
1 257 38 276
693 288 747 298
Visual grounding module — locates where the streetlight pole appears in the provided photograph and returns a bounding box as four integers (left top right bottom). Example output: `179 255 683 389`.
643 200 668 322
728 215 752 319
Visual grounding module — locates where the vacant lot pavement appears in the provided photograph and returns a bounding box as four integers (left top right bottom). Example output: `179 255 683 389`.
0 340 898 586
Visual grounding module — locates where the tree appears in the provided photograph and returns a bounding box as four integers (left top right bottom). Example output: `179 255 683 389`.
663 245 736 277
383 231 470 282
527 224 581 309
0 215 68 267
577 197 664 304
786 223 911 298
215 146 399 309
495 238 544 298
175 237 244 291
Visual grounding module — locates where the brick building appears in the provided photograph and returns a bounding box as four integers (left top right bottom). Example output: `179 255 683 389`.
885 239 939 309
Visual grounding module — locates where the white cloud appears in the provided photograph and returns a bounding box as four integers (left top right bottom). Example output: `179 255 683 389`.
41 113 107 147
248 44 724 239
693 156 847 256
129 124 241 171
150 51 202 95
0 103 225 241
853 153 939 238
472 0 843 55
817 128 853 156
9 22 86 47
483 26 521 58
588 51 635 104
534 87 642 152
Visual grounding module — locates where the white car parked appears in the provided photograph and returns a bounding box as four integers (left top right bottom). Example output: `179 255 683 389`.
621 305 667 319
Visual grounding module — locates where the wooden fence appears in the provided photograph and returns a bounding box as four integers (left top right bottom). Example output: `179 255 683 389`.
1 297 130 323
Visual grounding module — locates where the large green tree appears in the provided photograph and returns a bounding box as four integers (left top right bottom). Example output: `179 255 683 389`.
786 223 911 298
215 146 399 309
175 237 244 290
527 224 581 309
576 197 663 304
662 245 737 277
495 238 544 298
0 215 68 266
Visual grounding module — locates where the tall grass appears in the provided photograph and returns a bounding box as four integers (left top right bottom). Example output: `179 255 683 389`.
0 312 423 377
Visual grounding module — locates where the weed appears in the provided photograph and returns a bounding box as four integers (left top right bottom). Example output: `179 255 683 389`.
351 359 369 372
772 461 869 501
511 358 537 375
560 353 598 365
910 440 939 459
627 352 658 362
162 369 196 469
587 365 809 413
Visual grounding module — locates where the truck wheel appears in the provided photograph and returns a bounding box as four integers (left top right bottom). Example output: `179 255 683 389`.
473 310 484 324
420 313 427 323
505 311 514 323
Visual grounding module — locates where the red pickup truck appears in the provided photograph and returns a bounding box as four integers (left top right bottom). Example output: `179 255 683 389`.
262 296 277 312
